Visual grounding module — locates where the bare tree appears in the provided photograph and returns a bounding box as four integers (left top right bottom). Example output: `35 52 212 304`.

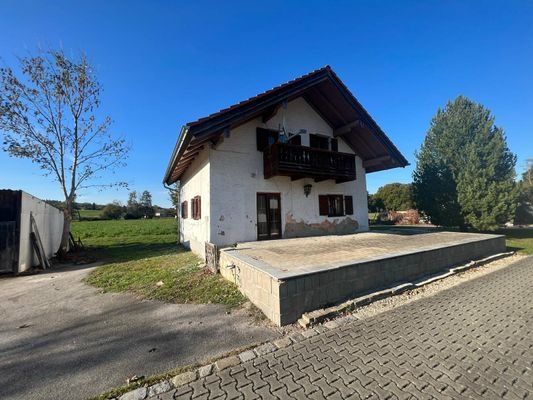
0 49 129 255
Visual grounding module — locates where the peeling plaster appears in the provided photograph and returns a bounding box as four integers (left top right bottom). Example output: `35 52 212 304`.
284 213 359 238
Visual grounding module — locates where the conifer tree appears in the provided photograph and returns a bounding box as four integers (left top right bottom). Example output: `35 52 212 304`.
413 96 518 230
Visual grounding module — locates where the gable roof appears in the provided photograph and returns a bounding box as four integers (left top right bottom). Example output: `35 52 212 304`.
163 66 408 185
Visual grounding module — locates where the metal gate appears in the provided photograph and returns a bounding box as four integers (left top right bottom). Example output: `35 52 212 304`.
0 221 16 273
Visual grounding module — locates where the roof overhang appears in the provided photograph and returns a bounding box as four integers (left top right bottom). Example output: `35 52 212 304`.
163 66 409 185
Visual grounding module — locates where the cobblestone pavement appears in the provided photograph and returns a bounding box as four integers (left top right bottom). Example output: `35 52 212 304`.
159 256 532 399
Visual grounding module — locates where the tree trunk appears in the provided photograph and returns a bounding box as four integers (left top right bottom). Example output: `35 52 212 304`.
57 203 72 257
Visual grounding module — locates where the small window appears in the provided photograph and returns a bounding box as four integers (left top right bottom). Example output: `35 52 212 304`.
310 134 329 150
318 195 344 217
191 196 201 220
181 201 188 219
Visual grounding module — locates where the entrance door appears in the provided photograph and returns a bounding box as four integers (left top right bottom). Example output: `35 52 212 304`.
257 193 281 240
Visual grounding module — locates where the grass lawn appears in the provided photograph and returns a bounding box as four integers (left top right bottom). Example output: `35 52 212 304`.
72 218 246 307
77 209 103 219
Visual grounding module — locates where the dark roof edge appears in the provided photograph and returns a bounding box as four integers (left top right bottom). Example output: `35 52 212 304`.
163 125 191 185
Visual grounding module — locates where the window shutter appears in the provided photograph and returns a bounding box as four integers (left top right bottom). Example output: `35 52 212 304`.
344 195 353 215
331 138 338 152
182 201 188 219
191 198 196 219
319 195 329 216
197 196 201 219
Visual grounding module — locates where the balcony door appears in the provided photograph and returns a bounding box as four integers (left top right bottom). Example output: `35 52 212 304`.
257 193 281 240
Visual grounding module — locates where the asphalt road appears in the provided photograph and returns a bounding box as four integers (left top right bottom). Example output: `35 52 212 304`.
0 264 278 400
164 256 532 399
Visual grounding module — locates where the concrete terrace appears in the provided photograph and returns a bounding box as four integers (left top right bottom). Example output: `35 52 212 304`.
220 231 506 325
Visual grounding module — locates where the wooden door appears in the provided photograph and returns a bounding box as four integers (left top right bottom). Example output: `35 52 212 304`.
257 193 281 240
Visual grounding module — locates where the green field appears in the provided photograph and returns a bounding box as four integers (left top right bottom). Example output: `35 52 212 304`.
73 218 245 307
77 209 103 219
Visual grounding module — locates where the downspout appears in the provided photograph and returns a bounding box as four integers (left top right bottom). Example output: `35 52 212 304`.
164 182 181 245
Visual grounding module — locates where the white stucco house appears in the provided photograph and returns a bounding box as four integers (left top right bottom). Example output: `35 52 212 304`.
163 66 408 258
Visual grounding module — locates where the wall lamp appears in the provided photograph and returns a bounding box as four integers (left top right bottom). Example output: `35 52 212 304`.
304 184 312 197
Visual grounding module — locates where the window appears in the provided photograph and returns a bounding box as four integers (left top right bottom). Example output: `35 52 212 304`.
310 134 338 152
344 196 354 215
191 196 201 220
181 201 188 219
287 134 301 145
319 195 353 217
310 134 329 150
256 128 279 151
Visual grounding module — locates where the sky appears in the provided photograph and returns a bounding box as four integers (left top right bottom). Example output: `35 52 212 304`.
0 0 532 207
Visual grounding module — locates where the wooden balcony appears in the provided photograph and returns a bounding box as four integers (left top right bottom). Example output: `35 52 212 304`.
263 142 356 183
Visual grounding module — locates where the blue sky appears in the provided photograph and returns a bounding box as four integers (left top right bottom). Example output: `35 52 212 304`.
0 1 532 207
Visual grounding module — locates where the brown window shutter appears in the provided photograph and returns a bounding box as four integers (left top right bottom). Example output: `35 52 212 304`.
319 195 329 216
182 201 188 219
344 195 353 215
197 196 201 219
191 198 196 219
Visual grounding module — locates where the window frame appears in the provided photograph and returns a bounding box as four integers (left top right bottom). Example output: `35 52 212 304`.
318 194 352 217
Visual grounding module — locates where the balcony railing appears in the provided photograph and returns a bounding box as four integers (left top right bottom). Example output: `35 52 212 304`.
263 142 356 183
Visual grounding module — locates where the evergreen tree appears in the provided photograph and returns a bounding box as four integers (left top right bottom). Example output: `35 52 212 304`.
413 96 518 230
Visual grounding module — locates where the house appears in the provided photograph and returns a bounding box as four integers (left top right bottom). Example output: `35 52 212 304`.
163 66 408 258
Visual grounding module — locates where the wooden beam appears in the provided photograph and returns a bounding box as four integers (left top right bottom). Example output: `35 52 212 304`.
333 120 367 137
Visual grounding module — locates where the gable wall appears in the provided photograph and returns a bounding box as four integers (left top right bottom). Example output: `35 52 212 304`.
178 147 210 257
208 97 368 248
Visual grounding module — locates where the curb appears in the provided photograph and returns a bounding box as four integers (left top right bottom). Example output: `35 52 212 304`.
115 251 514 400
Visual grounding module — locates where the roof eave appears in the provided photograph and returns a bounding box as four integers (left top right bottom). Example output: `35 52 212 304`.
163 125 191 185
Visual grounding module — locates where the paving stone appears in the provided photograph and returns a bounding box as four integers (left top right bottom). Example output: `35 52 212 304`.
215 355 240 371
238 350 256 363
301 329 319 338
146 380 171 397
158 257 533 400
171 371 197 387
119 387 147 400
254 342 277 356
273 337 292 349
198 364 213 378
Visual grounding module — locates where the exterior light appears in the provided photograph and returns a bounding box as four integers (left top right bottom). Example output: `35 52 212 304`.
304 184 312 197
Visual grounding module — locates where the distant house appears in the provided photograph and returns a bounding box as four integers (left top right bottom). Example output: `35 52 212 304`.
163 66 408 257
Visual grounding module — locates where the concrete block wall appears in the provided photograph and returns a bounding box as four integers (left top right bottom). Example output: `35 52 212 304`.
221 235 506 326
219 249 283 325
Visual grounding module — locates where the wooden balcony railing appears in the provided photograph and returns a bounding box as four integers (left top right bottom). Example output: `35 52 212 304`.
263 143 356 183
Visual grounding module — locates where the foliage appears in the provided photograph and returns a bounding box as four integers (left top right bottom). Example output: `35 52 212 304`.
101 201 123 220
367 192 384 213
139 190 154 218
0 49 129 253
515 160 533 224
373 183 413 211
413 96 518 230
169 183 180 209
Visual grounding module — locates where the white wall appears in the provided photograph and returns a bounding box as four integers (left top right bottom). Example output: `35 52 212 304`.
208 97 368 248
179 147 211 258
18 192 64 272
